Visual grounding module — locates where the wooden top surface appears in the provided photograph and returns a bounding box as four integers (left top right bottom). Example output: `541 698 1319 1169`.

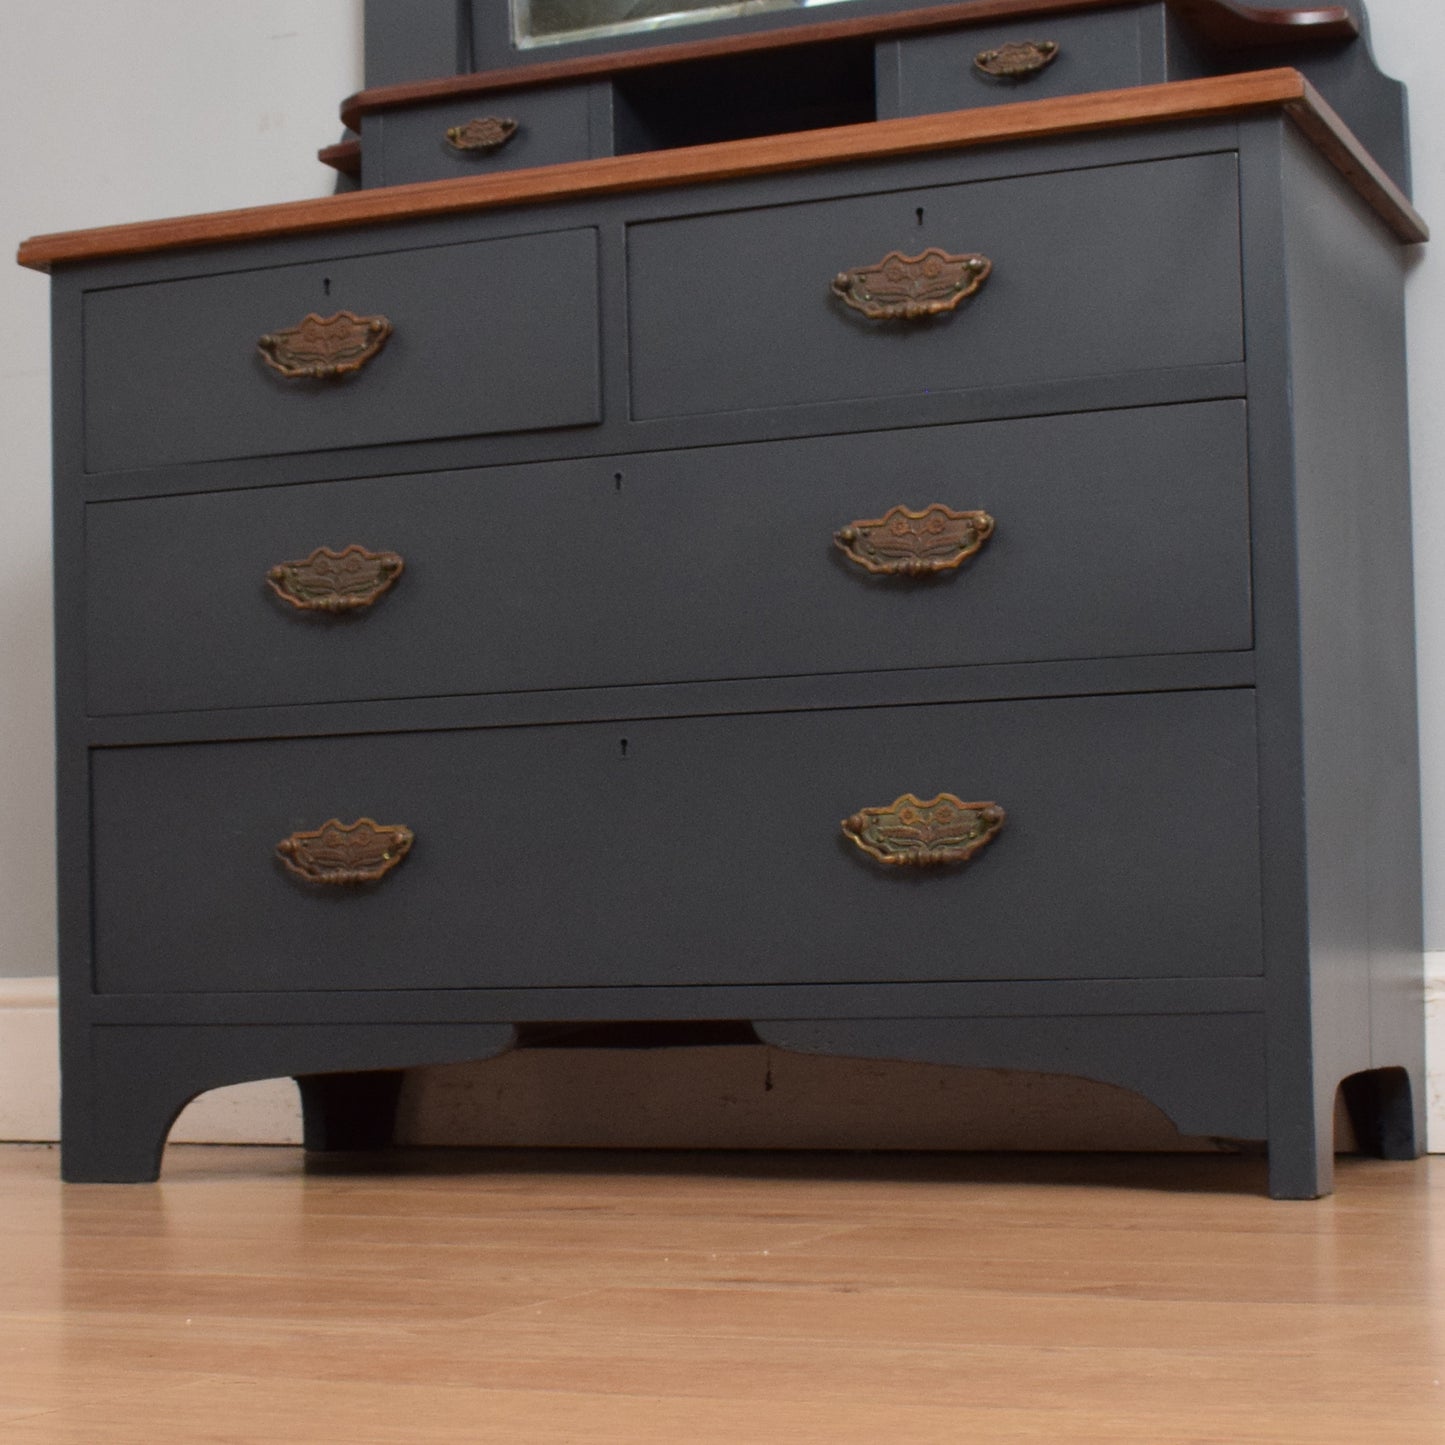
16 68 1425 275
342 1 1358 129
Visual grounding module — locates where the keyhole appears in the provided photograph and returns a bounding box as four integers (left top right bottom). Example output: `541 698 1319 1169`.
915 207 924 227
614 472 624 493
619 738 629 758
322 276 331 296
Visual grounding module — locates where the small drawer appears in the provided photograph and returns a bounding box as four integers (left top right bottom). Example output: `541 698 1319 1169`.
83 400 1250 716
90 689 1263 994
362 84 604 187
82 226 601 474
627 151 1242 421
889 11 1148 119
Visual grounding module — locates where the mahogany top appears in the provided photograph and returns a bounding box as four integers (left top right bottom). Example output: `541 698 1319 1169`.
339 0 1358 131
16 69 1424 275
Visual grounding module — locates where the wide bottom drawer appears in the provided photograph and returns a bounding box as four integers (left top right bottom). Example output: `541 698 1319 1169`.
90 689 1263 994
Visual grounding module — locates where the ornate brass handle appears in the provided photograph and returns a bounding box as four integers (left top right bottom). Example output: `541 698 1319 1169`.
445 116 519 152
258 310 393 380
835 505 994 577
974 40 1060 78
832 249 991 320
276 818 414 885
266 545 404 613
843 794 1005 868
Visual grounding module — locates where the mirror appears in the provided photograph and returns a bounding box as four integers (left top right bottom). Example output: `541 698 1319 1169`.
513 0 864 49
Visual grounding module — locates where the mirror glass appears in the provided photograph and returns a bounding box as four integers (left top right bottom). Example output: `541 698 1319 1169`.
514 0 864 49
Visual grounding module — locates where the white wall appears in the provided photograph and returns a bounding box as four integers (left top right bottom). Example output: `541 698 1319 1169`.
0 0 364 977
0 0 1442 982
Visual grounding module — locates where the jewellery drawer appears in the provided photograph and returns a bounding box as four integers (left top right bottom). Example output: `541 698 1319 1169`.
627 150 1242 421
362 85 601 187
89 688 1263 994
84 400 1251 716
82 227 601 474
891 11 1150 116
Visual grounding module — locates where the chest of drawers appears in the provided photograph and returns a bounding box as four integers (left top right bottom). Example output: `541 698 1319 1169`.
19 45 1427 1195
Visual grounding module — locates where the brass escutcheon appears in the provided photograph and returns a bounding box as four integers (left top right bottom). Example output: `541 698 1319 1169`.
276 818 415 885
832 248 992 321
835 504 995 577
843 794 1005 868
445 116 520 152
258 310 393 380
974 39 1060 78
266 545 405 613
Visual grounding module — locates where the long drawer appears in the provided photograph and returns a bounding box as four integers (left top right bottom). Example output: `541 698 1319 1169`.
85 400 1252 715
627 151 1243 420
82 227 601 474
90 689 1263 994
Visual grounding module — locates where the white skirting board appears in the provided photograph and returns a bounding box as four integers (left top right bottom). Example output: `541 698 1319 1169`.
4 970 1444 1151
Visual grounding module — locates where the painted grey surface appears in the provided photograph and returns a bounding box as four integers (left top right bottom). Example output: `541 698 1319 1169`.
365 0 467 86
69 121 1245 498
82 228 602 473
48 87 1422 1192
457 1 1408 194
89 691 1263 995
81 976 1267 1029
1283 121 1423 1183
627 152 1243 420
63 1023 515 1183
894 12 1148 117
366 84 604 187
81 653 1256 749
83 401 1252 716
756 1015 1269 1139
470 0 1368 70
1233 116 1424 1198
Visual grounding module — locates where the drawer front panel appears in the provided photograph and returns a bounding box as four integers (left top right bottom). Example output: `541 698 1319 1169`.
83 228 601 474
85 401 1251 716
91 690 1263 993
628 152 1242 420
366 86 598 187
893 13 1147 117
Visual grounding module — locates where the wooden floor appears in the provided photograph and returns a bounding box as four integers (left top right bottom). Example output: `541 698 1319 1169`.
1 1145 1443 1443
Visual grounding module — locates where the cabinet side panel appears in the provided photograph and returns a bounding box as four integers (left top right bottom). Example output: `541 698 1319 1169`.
1279 125 1424 1126
50 276 102 1159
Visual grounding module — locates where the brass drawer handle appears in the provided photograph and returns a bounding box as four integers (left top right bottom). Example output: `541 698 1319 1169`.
835 504 994 577
266 545 404 613
445 116 520 153
258 310 393 380
832 249 991 320
276 818 414 885
843 794 1005 868
974 39 1060 79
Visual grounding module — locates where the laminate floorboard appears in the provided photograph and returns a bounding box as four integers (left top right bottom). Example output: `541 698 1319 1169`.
1 1144 1442 1442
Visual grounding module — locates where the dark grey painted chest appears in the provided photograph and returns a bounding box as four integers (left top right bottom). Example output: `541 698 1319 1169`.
27 1 1427 1195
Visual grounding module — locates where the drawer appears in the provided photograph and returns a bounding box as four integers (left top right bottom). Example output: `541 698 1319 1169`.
892 11 1149 118
84 401 1251 716
363 86 602 187
627 152 1242 420
82 227 601 474
90 689 1263 994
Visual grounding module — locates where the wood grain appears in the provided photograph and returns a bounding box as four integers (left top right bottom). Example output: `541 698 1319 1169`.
338 1 1357 130
15 69 1426 276
0 1144 1442 1443
316 139 361 178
